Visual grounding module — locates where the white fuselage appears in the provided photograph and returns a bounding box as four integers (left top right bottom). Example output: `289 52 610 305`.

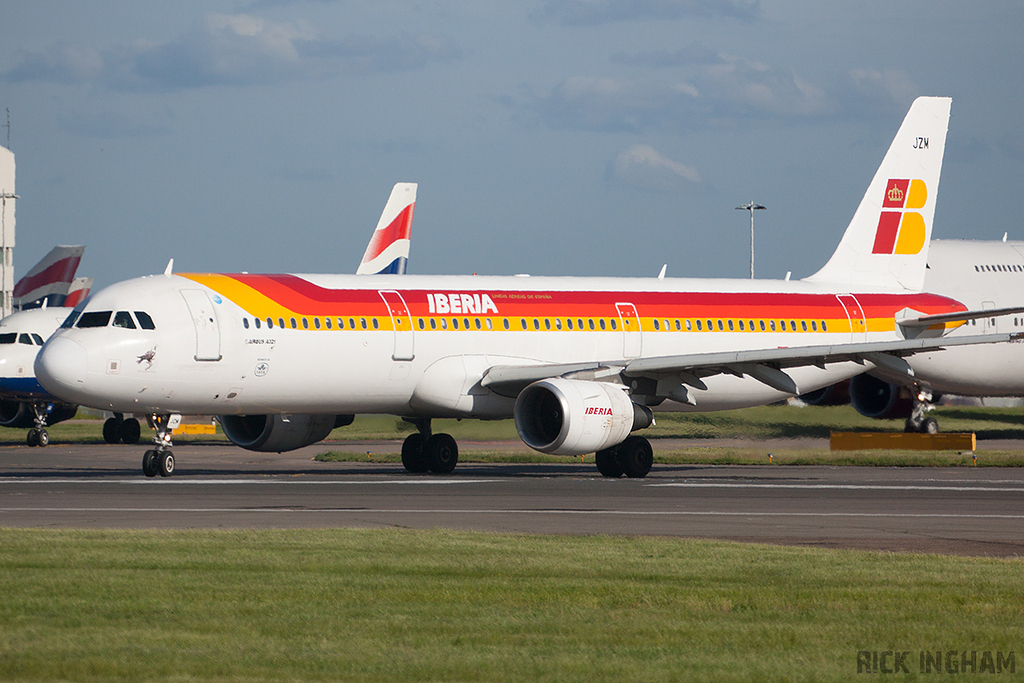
0 308 69 400
36 271 967 418
908 239 1024 395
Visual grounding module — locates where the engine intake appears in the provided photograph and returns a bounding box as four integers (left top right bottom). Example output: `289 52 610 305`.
849 374 911 419
218 414 346 452
514 378 652 456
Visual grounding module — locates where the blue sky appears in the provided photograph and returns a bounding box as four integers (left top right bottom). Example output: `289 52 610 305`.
2 1 1023 289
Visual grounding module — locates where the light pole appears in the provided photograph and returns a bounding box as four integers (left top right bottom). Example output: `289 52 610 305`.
735 201 765 279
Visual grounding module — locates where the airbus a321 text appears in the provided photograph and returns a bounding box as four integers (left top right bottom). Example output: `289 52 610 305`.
35 97 1013 478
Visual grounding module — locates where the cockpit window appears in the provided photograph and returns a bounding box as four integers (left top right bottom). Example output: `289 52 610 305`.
113 311 136 329
31 334 44 345
0 333 16 344
77 311 113 328
134 311 156 330
60 310 81 329
18 333 33 345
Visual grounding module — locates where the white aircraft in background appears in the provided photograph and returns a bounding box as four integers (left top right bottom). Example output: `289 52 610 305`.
0 183 416 448
36 97 1012 478
803 237 1024 432
0 245 91 446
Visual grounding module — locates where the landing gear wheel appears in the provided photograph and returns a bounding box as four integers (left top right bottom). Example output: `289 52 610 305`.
619 436 653 478
920 417 939 434
103 418 121 444
27 429 38 447
595 447 624 477
120 418 142 444
401 433 429 473
36 429 48 447
425 433 458 474
157 451 174 477
142 450 159 477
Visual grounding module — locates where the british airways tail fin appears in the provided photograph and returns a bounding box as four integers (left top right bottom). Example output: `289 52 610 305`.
356 182 416 275
12 245 85 308
63 277 93 308
804 96 951 291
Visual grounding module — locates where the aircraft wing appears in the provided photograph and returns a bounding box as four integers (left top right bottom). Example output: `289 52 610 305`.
480 332 1020 398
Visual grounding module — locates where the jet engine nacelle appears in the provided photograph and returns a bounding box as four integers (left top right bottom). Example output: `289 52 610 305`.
848 374 912 419
0 400 78 429
514 377 653 456
218 413 352 452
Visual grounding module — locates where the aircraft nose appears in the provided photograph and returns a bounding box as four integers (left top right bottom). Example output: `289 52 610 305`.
35 336 88 397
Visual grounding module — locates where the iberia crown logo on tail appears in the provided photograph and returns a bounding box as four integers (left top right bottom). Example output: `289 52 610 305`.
871 178 927 255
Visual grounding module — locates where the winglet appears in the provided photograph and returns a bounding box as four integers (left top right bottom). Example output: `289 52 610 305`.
357 183 416 275
164 258 174 277
805 97 952 291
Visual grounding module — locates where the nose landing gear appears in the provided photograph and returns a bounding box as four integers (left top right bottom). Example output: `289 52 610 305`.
26 403 50 448
142 414 178 477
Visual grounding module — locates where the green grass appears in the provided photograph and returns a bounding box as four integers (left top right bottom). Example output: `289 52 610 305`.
1 528 1021 682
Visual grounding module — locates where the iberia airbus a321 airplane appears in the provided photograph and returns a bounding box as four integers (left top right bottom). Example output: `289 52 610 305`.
35 97 1013 478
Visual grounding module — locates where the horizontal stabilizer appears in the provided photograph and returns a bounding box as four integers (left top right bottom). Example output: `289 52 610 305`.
897 305 1024 328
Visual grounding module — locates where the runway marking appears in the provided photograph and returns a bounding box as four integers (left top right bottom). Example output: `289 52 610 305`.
2 508 1024 519
2 477 1023 491
648 482 1024 492
0 478 500 485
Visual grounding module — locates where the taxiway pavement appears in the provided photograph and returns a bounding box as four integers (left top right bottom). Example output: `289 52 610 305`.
2 441 1023 557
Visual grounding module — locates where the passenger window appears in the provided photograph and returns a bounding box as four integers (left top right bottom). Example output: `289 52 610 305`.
418 318 425 330
301 318 308 330
610 319 617 330
599 319 606 330
314 318 321 330
696 319 702 331
504 319 510 330
134 311 156 330
255 318 261 329
821 321 827 332
243 318 250 329
279 318 285 329
267 318 274 329
759 320 766 331
325 318 331 329
373 318 379 330
453 318 460 330
653 319 660 331
77 311 113 328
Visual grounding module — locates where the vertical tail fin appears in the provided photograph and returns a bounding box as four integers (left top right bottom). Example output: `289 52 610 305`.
12 245 85 308
804 97 951 291
356 182 416 275
63 277 93 308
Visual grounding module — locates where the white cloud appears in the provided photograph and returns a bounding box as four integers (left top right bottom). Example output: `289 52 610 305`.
611 144 701 191
2 13 458 91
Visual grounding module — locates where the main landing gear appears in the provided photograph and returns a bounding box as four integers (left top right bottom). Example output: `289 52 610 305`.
103 413 142 444
400 418 458 474
595 435 654 478
399 418 655 479
26 402 50 448
904 389 939 434
141 414 176 478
